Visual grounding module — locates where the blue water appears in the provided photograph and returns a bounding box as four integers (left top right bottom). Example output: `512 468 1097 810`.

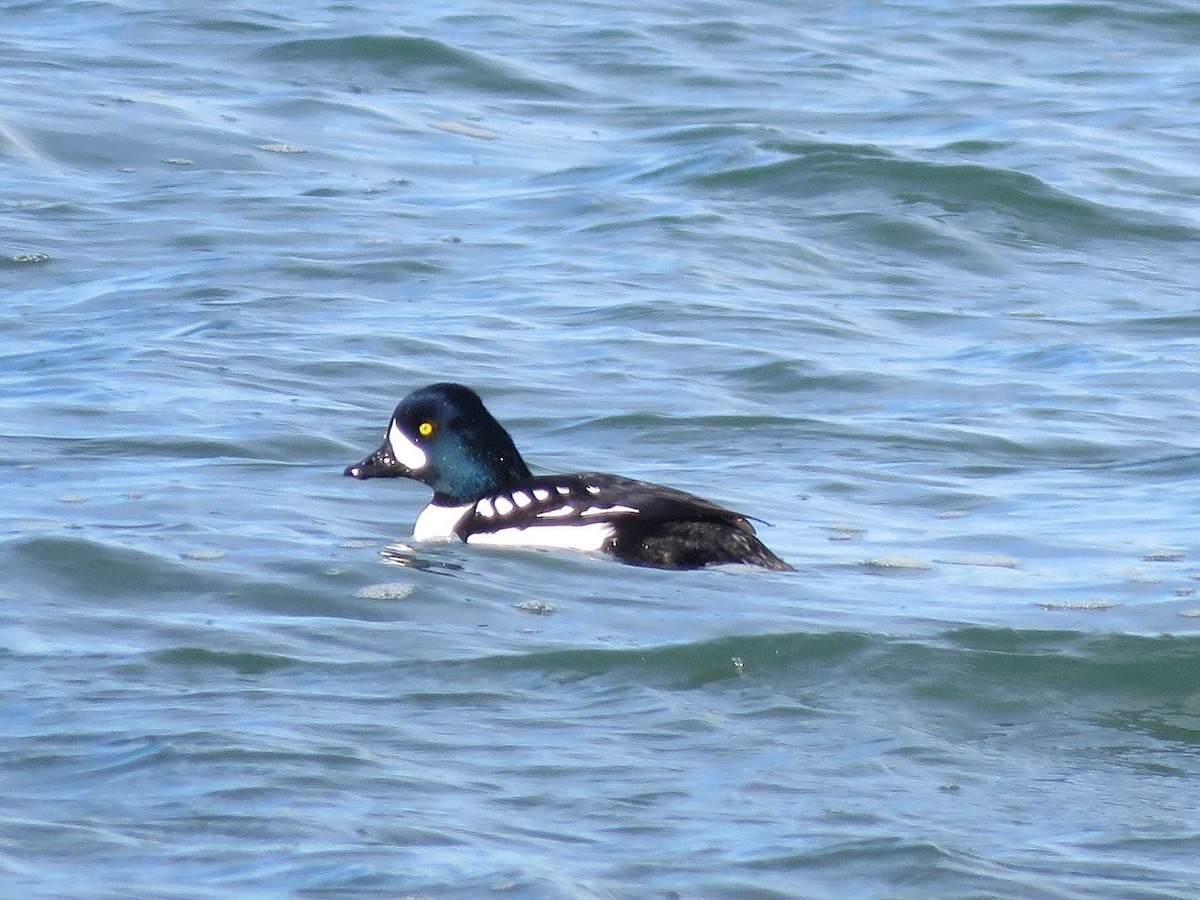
3 1 1200 895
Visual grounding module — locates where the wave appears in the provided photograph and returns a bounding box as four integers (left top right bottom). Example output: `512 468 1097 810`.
687 138 1199 246
458 626 1200 716
1 534 226 600
261 34 579 100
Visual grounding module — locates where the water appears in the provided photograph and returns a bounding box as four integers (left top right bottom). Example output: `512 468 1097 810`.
3 1 1200 895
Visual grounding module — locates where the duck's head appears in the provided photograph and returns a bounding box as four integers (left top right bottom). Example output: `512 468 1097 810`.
344 382 532 505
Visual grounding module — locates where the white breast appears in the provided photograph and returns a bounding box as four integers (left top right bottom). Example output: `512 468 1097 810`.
413 502 473 541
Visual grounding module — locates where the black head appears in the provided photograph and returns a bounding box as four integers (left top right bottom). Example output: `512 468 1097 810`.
344 383 532 504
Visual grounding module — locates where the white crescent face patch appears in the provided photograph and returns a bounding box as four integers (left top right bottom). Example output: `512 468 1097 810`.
388 420 428 471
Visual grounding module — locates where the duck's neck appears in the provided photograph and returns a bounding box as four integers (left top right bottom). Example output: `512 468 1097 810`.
430 425 531 505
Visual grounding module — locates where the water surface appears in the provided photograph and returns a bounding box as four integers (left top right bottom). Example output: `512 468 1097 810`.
3 1 1200 896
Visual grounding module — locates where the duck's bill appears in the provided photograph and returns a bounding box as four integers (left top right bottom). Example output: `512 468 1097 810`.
343 441 411 479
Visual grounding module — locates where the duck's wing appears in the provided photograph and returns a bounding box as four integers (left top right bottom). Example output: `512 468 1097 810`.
457 473 791 570
455 473 753 537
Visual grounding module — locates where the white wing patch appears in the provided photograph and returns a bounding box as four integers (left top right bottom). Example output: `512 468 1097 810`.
466 522 614 552
463 483 641 552
580 505 638 517
388 421 428 470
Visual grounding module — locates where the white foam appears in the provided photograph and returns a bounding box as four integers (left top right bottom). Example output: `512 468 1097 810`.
355 582 415 601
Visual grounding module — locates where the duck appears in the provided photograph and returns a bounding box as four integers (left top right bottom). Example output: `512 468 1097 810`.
344 383 792 571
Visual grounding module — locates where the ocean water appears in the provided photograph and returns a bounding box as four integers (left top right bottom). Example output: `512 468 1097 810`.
3 0 1200 895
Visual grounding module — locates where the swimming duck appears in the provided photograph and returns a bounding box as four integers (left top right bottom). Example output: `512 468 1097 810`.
344 383 792 571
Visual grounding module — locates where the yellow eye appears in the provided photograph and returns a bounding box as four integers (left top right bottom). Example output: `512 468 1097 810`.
418 421 435 437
